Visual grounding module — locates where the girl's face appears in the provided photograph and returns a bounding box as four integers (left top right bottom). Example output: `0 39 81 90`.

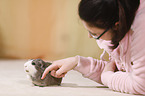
82 21 113 40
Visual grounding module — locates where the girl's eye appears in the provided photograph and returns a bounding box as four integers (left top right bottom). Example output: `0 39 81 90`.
89 31 97 36
92 33 97 36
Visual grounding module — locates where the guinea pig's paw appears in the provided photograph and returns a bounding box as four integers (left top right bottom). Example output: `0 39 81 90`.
24 60 37 77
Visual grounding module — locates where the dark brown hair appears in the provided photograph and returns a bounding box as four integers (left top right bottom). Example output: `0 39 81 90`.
78 0 140 49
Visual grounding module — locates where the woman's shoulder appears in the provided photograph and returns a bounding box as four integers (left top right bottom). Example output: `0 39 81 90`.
131 1 145 35
139 0 145 10
130 1 145 62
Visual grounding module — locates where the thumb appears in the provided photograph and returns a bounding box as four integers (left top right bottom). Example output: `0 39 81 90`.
55 66 66 76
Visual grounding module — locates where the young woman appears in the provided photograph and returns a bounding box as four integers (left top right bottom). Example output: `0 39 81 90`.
42 0 145 95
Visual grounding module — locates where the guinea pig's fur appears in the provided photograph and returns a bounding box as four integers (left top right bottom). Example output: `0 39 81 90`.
24 59 62 87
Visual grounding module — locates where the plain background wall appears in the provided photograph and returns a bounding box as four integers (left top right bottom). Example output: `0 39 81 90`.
0 0 106 61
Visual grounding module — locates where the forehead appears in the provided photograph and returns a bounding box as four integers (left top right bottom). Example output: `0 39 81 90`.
82 21 92 29
82 21 105 33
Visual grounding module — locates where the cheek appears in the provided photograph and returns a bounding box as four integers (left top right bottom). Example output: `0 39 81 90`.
102 32 113 40
24 60 37 77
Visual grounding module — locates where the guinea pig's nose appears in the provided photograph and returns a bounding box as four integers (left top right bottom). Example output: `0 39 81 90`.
25 70 29 72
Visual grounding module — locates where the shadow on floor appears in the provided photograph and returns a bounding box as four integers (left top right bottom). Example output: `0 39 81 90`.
60 83 108 88
18 79 108 89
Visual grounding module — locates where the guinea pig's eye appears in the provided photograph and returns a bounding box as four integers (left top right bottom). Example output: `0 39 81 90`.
32 62 35 65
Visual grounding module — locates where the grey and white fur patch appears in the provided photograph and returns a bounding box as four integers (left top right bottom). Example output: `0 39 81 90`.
24 59 62 87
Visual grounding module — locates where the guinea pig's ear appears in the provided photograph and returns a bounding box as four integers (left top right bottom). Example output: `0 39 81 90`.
39 61 46 69
35 62 44 70
44 62 52 68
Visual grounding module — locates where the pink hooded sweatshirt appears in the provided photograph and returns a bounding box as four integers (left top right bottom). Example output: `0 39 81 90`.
74 0 145 95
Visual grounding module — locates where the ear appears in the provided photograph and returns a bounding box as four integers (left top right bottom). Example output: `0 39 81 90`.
113 22 119 30
115 22 119 26
39 62 44 67
40 61 47 70
43 62 52 68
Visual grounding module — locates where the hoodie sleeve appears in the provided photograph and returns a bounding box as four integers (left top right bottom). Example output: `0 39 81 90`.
73 55 108 84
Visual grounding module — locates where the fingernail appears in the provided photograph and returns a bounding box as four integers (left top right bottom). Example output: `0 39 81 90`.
41 76 44 79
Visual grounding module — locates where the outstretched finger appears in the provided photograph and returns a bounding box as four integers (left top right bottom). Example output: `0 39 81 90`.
41 64 58 79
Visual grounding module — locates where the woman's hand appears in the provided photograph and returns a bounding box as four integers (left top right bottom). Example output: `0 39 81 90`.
102 61 117 73
41 56 78 79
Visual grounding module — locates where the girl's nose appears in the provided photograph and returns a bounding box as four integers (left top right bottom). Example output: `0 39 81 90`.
88 32 93 38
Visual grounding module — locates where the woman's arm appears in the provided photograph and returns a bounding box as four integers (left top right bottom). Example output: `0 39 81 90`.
74 55 111 84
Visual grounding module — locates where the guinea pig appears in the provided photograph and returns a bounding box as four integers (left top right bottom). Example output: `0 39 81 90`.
24 59 62 87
